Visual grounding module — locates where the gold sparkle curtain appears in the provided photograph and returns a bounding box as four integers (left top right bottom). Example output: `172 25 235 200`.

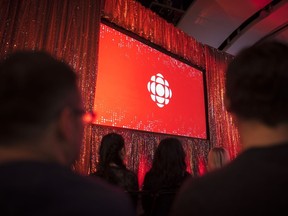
0 0 102 174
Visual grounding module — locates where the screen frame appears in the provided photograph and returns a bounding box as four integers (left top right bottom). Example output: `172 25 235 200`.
95 18 210 140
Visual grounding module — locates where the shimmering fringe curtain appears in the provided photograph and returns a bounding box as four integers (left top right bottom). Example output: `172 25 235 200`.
103 0 206 70
205 47 241 159
0 0 101 174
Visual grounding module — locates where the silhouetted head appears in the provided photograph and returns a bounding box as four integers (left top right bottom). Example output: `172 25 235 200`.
151 137 187 177
0 50 83 166
225 41 288 126
207 147 230 171
98 133 126 169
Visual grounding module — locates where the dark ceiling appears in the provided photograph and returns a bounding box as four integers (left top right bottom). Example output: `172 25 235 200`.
136 0 288 56
136 0 195 26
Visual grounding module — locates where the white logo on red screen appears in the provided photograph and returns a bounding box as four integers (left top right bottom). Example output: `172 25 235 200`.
147 73 172 108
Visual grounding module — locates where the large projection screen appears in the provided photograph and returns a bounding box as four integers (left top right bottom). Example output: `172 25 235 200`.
93 22 207 139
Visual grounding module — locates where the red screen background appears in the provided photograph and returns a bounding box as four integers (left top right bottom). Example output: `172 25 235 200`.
94 23 207 139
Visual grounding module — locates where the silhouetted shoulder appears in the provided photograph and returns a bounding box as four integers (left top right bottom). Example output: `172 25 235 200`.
0 162 135 216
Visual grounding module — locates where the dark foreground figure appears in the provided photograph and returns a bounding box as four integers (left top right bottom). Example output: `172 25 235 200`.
0 51 135 216
170 41 288 216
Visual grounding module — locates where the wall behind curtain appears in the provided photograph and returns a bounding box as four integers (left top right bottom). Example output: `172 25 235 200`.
0 0 102 174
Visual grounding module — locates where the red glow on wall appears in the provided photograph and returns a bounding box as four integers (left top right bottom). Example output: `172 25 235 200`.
197 156 207 176
138 155 151 188
82 112 97 124
185 158 192 174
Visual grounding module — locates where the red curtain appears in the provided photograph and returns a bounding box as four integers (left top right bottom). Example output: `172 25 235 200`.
204 47 240 159
103 0 206 70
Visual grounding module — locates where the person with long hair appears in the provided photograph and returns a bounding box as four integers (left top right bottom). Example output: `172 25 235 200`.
207 146 230 172
90 133 139 208
141 137 191 216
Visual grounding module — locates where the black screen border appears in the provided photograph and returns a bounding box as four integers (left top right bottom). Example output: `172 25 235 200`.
96 18 210 140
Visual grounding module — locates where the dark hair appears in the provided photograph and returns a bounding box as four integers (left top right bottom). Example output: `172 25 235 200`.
97 133 126 172
225 41 288 126
0 51 78 143
149 137 187 188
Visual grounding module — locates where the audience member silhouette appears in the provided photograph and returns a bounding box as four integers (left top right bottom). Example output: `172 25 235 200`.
142 137 191 216
90 132 139 208
207 146 230 172
170 41 288 216
0 51 135 216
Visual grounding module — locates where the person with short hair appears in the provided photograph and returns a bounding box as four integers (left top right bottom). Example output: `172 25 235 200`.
170 41 288 216
0 51 135 216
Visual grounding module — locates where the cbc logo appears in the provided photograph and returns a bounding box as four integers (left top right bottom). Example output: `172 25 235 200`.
147 73 172 108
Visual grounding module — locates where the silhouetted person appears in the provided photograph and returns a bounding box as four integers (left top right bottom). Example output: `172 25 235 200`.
170 41 288 216
0 51 135 216
142 137 190 216
90 133 139 208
